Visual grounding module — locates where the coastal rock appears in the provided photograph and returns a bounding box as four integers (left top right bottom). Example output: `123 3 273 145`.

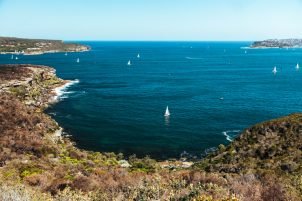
251 39 302 48
0 64 65 109
118 160 131 168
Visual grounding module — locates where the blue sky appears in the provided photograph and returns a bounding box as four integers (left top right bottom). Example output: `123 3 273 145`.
0 0 302 41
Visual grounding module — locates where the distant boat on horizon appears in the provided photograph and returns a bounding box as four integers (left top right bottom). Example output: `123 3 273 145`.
77 58 80 63
137 54 140 58
272 66 277 74
127 60 131 66
296 63 300 70
164 106 170 117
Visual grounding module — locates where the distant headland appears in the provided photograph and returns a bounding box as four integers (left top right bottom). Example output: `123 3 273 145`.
251 39 302 49
0 37 90 55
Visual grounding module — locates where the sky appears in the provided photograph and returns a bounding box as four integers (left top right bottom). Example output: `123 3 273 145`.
0 0 302 41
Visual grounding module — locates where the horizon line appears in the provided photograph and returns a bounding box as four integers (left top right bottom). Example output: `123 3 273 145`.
64 40 255 42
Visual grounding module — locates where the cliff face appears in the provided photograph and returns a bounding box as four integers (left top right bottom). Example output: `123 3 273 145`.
0 64 65 108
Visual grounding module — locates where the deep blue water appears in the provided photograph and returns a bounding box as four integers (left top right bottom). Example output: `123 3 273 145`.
1 42 302 159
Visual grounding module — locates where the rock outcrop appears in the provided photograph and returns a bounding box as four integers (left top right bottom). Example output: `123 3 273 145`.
251 39 302 48
0 64 65 108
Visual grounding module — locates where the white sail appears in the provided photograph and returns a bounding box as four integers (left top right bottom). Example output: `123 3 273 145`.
127 60 131 66
15 56 18 60
77 58 80 63
296 63 300 70
137 54 140 58
164 106 170 117
272 66 277 74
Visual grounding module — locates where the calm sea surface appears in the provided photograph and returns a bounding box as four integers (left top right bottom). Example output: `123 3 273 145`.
1 42 302 159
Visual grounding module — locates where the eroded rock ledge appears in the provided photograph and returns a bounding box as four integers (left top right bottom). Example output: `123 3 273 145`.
0 64 66 109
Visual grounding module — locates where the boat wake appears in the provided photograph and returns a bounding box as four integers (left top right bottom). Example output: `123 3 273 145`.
53 79 80 101
185 57 203 60
222 130 241 142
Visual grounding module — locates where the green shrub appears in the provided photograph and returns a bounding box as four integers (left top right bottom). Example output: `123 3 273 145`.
9 86 27 98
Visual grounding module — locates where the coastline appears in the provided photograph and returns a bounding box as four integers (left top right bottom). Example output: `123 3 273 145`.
242 46 302 49
51 79 79 103
0 49 89 56
0 64 301 200
0 36 90 56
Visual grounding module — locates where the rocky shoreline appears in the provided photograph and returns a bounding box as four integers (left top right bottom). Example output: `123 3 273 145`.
0 64 301 200
251 39 302 49
0 64 67 108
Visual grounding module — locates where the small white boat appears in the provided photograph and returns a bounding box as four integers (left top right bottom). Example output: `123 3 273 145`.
296 63 300 70
272 66 277 74
164 106 170 117
11 55 14 60
76 58 80 63
15 56 18 60
137 54 140 58
65 52 68 56
127 60 131 66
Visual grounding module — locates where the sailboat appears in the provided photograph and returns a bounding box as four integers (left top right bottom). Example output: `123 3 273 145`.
76 58 80 63
296 63 300 70
164 106 170 117
137 54 140 58
11 55 14 60
272 66 277 74
15 56 19 60
127 60 131 66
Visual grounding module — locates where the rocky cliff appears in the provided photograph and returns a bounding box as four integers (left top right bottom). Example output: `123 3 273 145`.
0 64 66 109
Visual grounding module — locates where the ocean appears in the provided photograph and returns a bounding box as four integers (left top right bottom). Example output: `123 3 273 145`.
1 42 302 159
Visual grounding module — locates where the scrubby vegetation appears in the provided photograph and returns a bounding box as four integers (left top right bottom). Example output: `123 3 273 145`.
0 65 301 200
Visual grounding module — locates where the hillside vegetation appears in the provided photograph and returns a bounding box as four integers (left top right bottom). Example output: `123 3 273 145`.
0 37 89 55
0 65 301 200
